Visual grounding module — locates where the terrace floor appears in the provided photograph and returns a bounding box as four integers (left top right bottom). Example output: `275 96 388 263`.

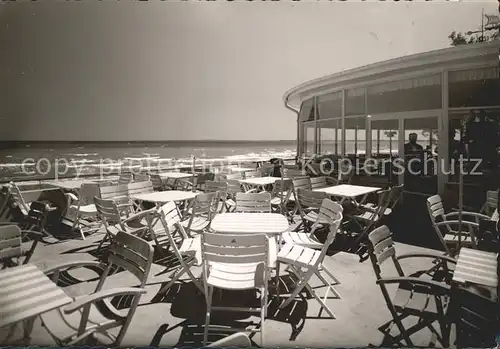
0 212 456 348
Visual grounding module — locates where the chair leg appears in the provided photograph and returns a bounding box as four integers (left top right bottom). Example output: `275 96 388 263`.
203 285 214 346
260 287 266 345
320 264 340 285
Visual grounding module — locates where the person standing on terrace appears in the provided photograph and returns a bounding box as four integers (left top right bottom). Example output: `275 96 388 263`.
404 133 424 176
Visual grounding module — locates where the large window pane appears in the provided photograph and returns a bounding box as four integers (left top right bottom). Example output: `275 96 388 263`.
318 92 342 119
302 123 316 156
345 87 366 116
371 119 399 157
299 99 315 121
318 119 342 156
367 74 442 114
344 117 366 156
449 67 500 108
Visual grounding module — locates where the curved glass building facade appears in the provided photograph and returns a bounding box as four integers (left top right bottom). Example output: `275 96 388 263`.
284 41 500 198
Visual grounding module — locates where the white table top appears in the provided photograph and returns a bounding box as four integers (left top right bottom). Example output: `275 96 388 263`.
453 247 498 287
314 184 381 198
158 172 194 179
239 177 286 186
0 264 72 329
211 213 289 235
132 190 197 203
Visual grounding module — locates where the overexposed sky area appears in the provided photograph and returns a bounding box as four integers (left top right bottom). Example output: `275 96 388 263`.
0 1 497 141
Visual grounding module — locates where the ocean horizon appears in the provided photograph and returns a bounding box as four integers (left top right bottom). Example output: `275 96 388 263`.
0 140 298 181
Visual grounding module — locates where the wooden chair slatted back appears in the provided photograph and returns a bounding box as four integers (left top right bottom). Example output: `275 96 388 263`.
118 173 133 185
133 174 151 182
201 232 269 272
310 176 328 190
235 192 271 213
243 171 261 179
427 194 445 223
149 174 165 191
0 225 22 260
127 181 154 196
79 183 100 206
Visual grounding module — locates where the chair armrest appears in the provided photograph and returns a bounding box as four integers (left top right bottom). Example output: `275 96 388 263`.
434 220 480 229
63 287 147 314
21 229 44 240
397 252 457 264
0 221 19 225
376 276 451 293
41 260 104 275
66 193 79 203
245 188 258 193
122 208 156 224
445 211 491 221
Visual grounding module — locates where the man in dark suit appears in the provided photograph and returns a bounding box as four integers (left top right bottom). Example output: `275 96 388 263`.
404 133 424 177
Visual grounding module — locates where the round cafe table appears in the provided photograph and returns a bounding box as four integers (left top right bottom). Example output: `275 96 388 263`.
210 213 289 236
210 212 289 268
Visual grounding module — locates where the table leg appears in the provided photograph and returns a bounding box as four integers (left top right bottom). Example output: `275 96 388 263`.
23 316 35 340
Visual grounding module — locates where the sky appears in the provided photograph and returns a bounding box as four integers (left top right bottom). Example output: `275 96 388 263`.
0 1 497 142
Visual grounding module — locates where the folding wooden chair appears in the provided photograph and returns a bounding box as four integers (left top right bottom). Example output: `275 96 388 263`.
0 224 43 268
427 195 485 255
235 192 271 213
66 183 100 239
118 172 133 185
150 174 166 191
276 199 343 318
294 188 328 233
204 181 228 213
270 179 294 221
243 171 261 180
133 173 151 182
156 201 204 294
350 188 391 253
361 184 403 216
40 231 153 346
480 190 498 216
368 225 453 347
224 179 244 212
309 176 336 190
201 232 270 346
127 181 154 212
181 191 220 236
94 197 153 251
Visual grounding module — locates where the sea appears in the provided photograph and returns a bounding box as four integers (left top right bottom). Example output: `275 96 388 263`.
0 141 298 182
